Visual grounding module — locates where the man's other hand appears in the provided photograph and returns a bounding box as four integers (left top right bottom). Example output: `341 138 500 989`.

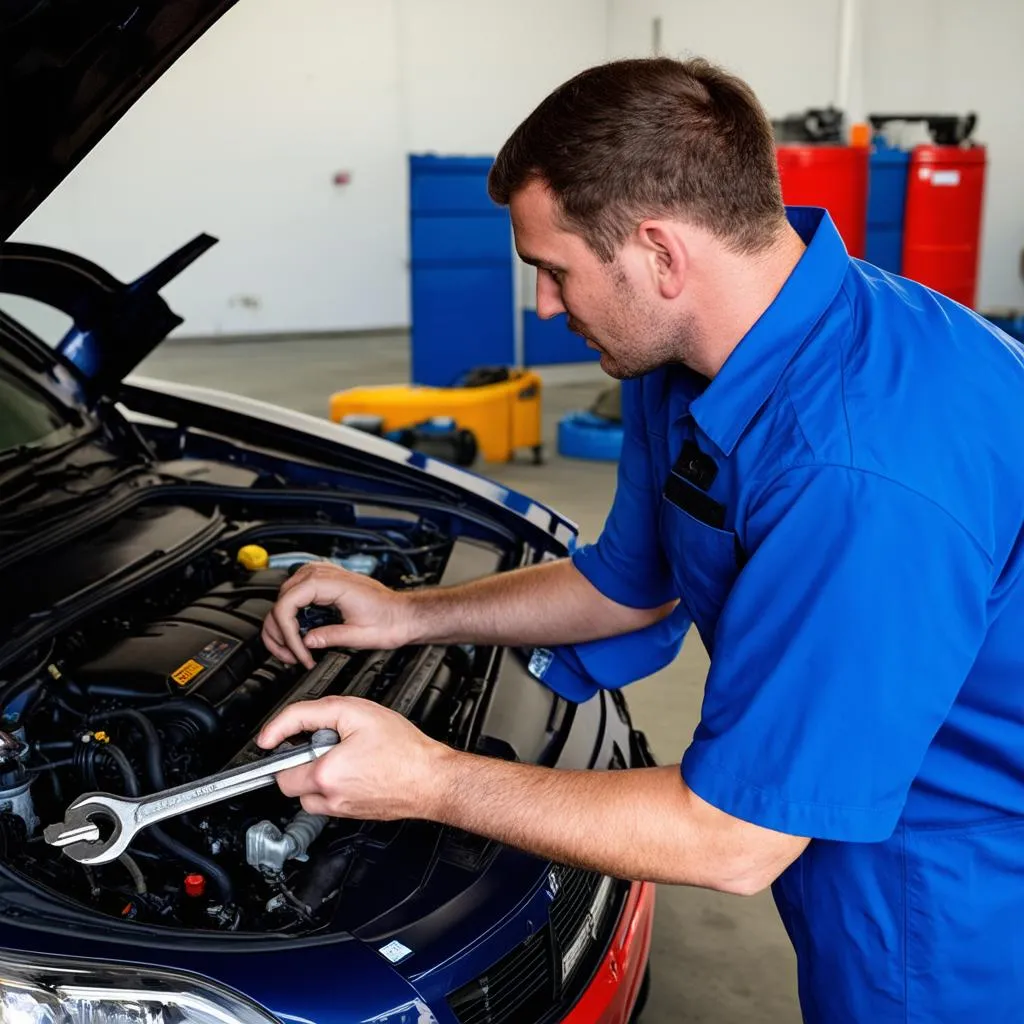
261 562 417 669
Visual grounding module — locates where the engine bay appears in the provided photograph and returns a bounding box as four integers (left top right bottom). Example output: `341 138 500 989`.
0 491 512 937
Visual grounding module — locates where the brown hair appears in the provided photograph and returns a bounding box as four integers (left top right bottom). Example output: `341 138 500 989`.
488 57 786 260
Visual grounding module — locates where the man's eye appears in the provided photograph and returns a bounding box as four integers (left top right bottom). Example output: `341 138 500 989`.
547 268 564 284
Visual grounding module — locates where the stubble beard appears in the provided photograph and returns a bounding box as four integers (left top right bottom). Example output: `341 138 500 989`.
572 262 702 380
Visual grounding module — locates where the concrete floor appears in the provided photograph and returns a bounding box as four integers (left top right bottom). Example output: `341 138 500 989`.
139 334 801 1023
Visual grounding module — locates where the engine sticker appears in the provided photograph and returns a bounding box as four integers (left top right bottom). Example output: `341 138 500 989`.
378 939 414 964
171 660 204 686
170 637 241 687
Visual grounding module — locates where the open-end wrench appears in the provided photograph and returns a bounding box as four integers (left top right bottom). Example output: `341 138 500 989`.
44 729 339 866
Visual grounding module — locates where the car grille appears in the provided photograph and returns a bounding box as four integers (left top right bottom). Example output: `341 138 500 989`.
447 928 552 1024
447 866 622 1024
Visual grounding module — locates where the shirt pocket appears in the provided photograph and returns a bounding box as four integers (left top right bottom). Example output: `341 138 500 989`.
659 480 740 650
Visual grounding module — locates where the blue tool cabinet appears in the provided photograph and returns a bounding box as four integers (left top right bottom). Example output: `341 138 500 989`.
408 156 515 386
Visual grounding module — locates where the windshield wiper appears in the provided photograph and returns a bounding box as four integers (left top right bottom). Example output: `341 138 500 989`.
0 429 98 481
0 454 149 515
0 427 148 520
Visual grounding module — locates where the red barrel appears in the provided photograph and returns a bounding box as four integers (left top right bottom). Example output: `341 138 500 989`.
777 145 869 258
902 145 986 308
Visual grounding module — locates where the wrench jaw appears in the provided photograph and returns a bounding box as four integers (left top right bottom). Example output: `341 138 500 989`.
68 816 129 866
43 796 132 866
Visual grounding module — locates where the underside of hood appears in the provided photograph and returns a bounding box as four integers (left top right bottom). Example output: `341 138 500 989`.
0 0 237 240
0 235 217 397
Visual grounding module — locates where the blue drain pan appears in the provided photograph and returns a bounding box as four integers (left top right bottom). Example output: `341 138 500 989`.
557 411 624 461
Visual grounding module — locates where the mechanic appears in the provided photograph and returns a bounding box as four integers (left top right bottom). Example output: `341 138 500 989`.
258 57 1024 1023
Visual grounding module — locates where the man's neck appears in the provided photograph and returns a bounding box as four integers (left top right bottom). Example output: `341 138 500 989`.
686 224 807 379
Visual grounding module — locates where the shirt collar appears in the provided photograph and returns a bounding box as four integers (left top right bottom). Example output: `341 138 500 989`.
688 207 851 457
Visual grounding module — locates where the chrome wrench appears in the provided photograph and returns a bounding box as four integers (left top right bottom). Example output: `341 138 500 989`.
44 729 339 866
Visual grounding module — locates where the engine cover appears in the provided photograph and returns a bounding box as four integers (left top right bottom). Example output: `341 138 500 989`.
74 569 289 703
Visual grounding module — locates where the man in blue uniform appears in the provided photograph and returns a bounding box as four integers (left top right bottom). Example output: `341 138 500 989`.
259 58 1024 1021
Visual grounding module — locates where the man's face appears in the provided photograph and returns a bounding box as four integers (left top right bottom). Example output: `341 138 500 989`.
509 179 688 379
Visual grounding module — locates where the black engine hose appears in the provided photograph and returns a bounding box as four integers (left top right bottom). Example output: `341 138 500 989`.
135 698 222 740
91 744 234 905
89 709 166 792
85 692 221 742
95 744 139 796
5 678 45 720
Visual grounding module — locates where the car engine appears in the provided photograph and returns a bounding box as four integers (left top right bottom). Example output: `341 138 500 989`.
0 504 507 937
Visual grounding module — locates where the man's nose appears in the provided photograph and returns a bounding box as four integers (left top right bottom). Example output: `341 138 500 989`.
535 272 566 320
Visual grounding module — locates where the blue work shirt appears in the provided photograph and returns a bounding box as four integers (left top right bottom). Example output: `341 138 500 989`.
537 207 1024 1022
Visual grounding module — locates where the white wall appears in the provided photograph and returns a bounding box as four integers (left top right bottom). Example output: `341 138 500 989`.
9 0 1022 339
609 0 844 117
396 0 611 155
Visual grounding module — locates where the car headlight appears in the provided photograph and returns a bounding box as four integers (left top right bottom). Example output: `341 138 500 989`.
0 949 278 1024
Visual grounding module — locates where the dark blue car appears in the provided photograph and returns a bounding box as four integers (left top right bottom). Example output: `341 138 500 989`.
0 4 655 1022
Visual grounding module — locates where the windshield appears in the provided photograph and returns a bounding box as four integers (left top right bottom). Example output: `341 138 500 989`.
0 363 66 451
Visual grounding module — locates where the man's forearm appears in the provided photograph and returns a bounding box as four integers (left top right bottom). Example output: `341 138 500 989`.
406 558 673 647
427 752 809 894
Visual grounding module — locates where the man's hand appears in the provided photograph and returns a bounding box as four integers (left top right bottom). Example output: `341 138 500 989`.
262 563 416 669
256 696 451 820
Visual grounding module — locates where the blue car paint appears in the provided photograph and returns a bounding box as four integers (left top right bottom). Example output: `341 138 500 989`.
405 864 554 989
0 921 430 1023
57 326 100 379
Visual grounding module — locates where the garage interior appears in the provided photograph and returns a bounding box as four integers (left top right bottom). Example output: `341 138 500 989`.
5 1 1023 1021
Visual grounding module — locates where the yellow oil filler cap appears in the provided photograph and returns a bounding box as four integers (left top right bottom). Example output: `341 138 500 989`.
237 544 269 571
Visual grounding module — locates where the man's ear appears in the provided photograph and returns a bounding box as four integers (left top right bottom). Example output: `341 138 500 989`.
637 220 687 300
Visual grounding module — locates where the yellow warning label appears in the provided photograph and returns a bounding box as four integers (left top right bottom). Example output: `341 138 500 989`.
171 659 205 687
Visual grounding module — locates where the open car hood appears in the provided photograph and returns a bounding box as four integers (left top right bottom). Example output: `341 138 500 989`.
0 0 237 241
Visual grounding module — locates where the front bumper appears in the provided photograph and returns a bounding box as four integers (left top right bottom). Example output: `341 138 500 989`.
562 880 655 1024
